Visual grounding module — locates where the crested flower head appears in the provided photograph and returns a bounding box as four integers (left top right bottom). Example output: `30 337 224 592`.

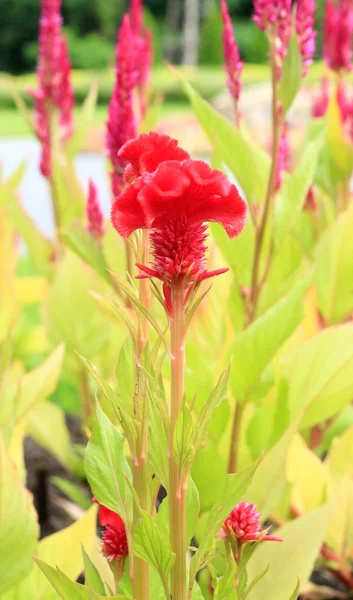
94 499 128 561
86 180 104 239
324 0 353 72
221 0 244 105
111 132 247 305
253 0 292 78
296 0 317 75
106 14 137 197
222 501 283 543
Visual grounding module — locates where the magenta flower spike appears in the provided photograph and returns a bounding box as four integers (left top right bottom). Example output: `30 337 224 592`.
312 76 330 118
275 123 290 190
86 180 104 239
253 0 292 78
324 0 353 72
33 0 74 177
221 0 244 112
296 0 317 75
106 15 137 197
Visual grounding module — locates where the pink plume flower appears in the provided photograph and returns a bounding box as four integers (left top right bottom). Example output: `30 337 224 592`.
311 77 330 118
221 0 244 106
87 180 104 239
296 0 317 75
130 0 143 35
253 0 292 78
222 501 283 544
324 0 353 72
106 15 137 197
33 0 74 177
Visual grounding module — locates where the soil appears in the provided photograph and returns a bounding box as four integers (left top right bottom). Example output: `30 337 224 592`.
24 414 90 539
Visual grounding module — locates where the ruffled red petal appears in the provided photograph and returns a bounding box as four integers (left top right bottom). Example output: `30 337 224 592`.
119 132 190 181
138 159 247 237
111 181 147 237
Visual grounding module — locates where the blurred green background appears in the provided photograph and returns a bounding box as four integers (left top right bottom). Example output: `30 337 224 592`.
0 0 326 136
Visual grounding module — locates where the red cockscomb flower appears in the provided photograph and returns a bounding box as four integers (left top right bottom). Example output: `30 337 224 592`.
111 133 247 294
94 499 128 561
222 501 282 543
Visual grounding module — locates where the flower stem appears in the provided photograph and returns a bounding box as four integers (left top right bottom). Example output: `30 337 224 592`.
131 230 151 600
248 38 282 324
229 37 282 475
169 284 187 600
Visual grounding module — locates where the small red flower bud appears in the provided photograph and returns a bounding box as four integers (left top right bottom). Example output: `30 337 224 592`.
93 499 128 561
222 501 283 544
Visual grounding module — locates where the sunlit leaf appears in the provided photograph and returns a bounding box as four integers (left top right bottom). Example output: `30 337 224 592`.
0 434 39 594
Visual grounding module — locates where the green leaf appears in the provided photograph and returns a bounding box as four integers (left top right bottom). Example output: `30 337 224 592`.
132 511 175 595
35 560 129 600
0 191 53 278
246 504 333 600
288 578 300 600
26 400 79 474
173 403 195 471
148 394 169 487
326 94 353 180
194 364 231 451
61 222 110 284
228 275 311 403
14 344 65 421
178 76 270 204
46 252 112 362
246 423 297 519
115 338 136 417
279 28 302 113
66 82 98 158
82 546 106 595
315 204 353 325
211 221 255 287
85 404 133 534
274 136 323 245
0 433 39 594
282 324 353 428
214 561 237 600
326 424 353 480
52 477 91 510
5 160 28 190
241 565 269 600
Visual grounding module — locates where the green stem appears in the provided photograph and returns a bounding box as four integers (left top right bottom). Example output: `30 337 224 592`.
247 39 282 324
169 284 187 600
131 230 151 600
229 37 282 475
132 433 150 600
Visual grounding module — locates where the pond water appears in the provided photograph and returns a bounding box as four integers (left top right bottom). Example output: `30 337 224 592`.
1 138 110 239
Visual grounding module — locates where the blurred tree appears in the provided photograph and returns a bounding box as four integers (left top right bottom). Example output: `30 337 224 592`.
182 0 200 65
199 5 223 65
